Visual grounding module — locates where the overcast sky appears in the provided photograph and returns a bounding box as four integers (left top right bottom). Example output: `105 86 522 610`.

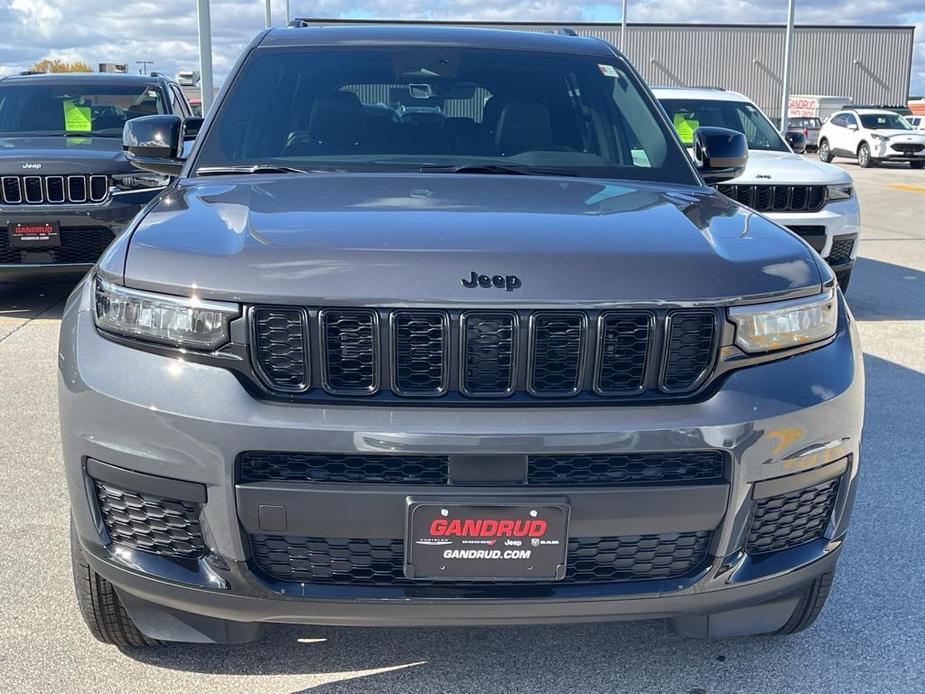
2 1 923 95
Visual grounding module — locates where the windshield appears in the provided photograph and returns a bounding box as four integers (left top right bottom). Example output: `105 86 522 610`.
659 97 788 152
0 82 166 137
192 46 698 185
859 113 912 130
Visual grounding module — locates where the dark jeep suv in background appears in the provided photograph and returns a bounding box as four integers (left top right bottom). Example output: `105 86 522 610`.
61 25 863 647
0 72 193 280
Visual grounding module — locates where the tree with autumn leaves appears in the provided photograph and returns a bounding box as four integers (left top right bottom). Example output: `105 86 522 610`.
28 59 92 73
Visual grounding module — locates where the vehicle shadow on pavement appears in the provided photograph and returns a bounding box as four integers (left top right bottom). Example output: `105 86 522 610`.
847 257 925 320
0 280 76 321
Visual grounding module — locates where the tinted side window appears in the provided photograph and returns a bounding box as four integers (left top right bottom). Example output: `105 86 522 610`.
830 114 845 127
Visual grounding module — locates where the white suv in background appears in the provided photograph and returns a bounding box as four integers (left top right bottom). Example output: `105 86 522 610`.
655 87 860 289
819 108 925 169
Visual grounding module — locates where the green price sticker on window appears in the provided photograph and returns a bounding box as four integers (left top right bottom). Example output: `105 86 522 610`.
63 99 92 132
672 112 700 145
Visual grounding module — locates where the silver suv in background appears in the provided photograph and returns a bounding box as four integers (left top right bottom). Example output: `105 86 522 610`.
819 108 925 169
655 87 860 290
61 25 863 648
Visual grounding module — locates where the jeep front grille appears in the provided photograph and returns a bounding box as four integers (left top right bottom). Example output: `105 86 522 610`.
716 184 826 213
0 174 109 205
249 307 720 401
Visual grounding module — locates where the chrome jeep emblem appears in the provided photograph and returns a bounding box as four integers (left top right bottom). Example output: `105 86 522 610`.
755 173 771 179
21 162 42 170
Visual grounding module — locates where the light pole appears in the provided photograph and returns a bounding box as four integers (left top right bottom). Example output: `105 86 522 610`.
620 0 628 51
779 0 796 132
197 0 214 114
136 60 153 75
285 0 290 24
265 0 272 28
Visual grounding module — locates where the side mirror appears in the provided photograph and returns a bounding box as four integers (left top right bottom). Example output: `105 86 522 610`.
847 123 858 131
692 126 748 184
183 117 204 141
784 130 807 154
123 115 183 176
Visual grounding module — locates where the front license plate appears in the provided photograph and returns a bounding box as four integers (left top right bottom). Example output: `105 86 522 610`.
405 499 569 581
8 221 60 248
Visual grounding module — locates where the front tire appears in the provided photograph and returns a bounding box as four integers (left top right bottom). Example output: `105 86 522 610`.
857 143 875 168
776 570 835 634
71 519 159 648
818 139 833 163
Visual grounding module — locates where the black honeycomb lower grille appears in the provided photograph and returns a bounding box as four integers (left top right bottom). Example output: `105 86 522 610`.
240 452 449 485
238 450 725 487
0 227 113 265
827 238 855 265
527 451 725 486
250 531 712 585
94 481 205 558
746 477 840 555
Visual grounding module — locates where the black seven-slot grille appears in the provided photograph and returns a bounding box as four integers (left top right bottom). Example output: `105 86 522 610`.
249 307 719 401
250 531 712 585
716 184 826 213
238 450 726 486
1 174 108 205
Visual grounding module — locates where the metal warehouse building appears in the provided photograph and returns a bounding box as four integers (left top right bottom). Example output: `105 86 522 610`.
315 19 916 119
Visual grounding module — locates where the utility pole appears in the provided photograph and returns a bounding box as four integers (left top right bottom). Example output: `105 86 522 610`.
620 0 628 51
265 0 272 28
285 0 290 24
197 0 214 114
779 0 796 132
136 60 153 75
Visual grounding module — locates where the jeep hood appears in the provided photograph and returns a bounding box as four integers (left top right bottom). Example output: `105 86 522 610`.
122 173 822 304
0 135 133 176
730 150 851 186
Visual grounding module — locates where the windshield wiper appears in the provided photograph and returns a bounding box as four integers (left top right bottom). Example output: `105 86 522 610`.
418 163 578 177
197 164 310 176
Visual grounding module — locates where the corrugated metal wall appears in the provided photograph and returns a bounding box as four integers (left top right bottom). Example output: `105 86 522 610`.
318 20 915 117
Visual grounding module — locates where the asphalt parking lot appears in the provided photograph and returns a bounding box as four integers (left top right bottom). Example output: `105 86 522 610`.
1 160 923 693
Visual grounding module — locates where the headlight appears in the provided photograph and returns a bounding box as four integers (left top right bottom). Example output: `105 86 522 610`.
870 132 886 141
94 277 238 350
826 184 853 200
110 172 172 193
728 289 837 353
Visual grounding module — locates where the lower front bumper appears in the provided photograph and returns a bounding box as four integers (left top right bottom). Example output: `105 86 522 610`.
80 532 842 639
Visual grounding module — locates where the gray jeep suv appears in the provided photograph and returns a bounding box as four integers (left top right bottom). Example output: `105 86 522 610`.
60 24 863 647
